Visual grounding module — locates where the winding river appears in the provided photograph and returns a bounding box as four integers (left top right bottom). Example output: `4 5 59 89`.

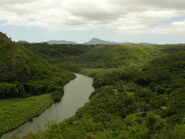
1 73 94 138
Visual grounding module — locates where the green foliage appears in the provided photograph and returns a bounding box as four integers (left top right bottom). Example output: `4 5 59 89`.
0 94 53 135
0 83 18 98
0 33 75 99
24 42 162 73
51 90 64 102
23 43 95 64
152 124 185 139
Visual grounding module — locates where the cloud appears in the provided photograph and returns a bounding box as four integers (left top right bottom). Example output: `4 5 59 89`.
0 0 35 4
0 0 185 34
144 0 185 10
118 20 185 35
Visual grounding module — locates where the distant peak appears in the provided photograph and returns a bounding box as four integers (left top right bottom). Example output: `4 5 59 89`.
90 38 103 41
18 40 29 44
84 38 117 45
46 40 77 44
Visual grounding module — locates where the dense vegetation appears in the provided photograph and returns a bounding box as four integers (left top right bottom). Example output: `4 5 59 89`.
0 32 75 99
22 43 95 64
23 42 161 73
17 43 185 139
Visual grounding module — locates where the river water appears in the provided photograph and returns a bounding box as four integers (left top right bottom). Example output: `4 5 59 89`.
1 74 94 138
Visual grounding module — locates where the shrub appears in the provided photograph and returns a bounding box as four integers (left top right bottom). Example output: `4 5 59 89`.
51 90 64 102
154 85 166 94
0 83 18 98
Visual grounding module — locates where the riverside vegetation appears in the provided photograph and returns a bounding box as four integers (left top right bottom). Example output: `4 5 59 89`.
0 32 185 138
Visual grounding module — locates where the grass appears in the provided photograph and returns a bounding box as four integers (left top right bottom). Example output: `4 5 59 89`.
0 94 53 136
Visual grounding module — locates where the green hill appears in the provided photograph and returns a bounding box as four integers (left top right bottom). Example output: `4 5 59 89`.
0 39 51 82
78 44 161 67
23 43 161 74
22 43 95 63
0 32 74 99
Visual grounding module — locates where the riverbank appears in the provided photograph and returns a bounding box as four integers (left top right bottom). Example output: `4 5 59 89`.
0 94 53 136
0 69 75 138
1 74 94 139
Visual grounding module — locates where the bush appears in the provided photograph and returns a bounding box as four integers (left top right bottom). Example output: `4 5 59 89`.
154 85 166 94
0 83 18 98
51 90 64 102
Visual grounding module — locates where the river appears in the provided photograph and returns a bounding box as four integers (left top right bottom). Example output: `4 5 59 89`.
1 73 94 138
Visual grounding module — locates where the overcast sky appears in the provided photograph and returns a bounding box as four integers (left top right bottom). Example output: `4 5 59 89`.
0 0 185 43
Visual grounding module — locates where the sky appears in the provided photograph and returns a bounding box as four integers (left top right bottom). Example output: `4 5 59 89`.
0 0 185 44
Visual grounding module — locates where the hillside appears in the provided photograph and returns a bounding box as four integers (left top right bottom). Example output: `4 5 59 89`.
68 44 161 76
0 39 51 83
0 33 74 99
23 43 95 63
78 44 160 65
23 43 161 74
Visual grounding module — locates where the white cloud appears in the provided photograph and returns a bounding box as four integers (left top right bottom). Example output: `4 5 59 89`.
0 0 185 34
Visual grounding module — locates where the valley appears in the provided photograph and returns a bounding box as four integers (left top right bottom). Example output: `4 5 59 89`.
0 32 185 139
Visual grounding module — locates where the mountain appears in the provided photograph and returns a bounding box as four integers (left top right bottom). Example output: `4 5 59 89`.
17 40 29 44
84 38 118 45
46 40 77 44
41 38 156 45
